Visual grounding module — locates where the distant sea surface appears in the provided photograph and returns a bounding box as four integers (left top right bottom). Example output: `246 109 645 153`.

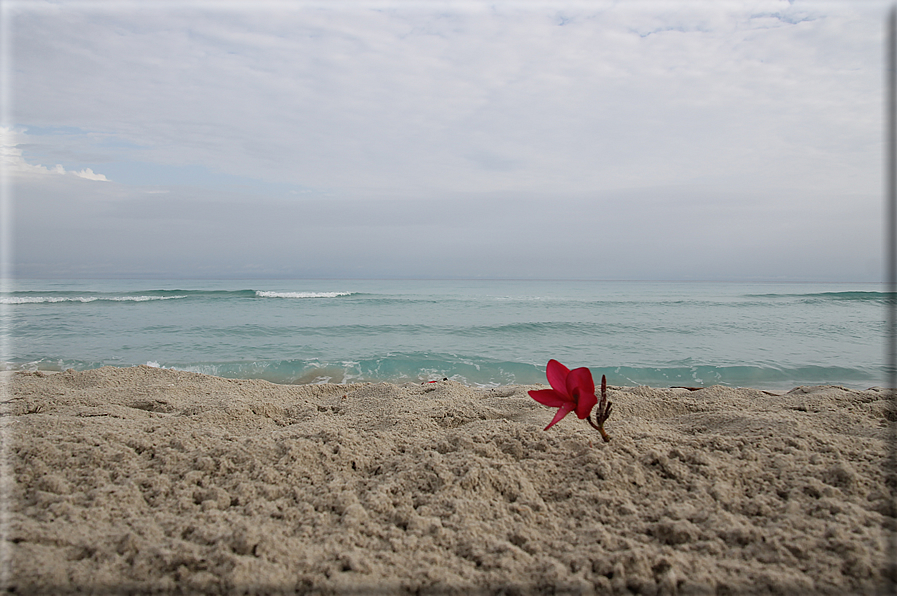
1 279 887 390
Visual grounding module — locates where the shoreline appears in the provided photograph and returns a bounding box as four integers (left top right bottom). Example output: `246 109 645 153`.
0 365 882 394
2 366 891 594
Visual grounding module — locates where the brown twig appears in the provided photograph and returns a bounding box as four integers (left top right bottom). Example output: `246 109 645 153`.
587 374 613 442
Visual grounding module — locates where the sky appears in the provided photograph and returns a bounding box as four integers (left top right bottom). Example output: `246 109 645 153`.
0 0 890 281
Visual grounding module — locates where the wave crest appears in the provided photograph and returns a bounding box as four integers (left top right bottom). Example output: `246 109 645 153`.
255 291 353 299
1 295 187 304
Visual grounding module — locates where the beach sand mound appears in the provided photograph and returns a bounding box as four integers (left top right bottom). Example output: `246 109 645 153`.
1 366 891 594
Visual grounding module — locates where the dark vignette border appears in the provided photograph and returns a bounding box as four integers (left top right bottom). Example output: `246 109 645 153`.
885 6 897 594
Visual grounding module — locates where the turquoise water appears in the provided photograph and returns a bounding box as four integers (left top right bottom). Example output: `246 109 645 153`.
1 279 886 389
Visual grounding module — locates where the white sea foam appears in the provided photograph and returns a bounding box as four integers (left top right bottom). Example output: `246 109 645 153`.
255 291 352 299
1 297 95 303
1 295 187 304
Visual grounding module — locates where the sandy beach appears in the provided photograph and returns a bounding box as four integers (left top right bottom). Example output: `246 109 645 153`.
0 366 891 594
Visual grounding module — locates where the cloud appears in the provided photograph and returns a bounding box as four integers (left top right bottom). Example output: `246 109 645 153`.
1 127 110 181
71 168 109 181
1 128 62 175
7 2 884 196
4 1 887 281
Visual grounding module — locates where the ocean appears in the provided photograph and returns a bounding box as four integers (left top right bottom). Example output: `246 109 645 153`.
0 279 886 390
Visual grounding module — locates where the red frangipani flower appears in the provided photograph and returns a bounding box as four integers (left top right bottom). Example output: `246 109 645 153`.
528 359 613 442
528 359 597 429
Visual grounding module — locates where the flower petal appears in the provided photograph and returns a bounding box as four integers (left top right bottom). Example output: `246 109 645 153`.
568 367 597 419
544 401 574 430
574 390 598 419
528 389 568 408
545 359 571 395
566 367 594 396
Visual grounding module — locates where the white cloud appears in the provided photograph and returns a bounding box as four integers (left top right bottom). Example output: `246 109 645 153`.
1 127 110 181
71 167 109 181
3 2 887 281
1 127 62 175
7 2 885 196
